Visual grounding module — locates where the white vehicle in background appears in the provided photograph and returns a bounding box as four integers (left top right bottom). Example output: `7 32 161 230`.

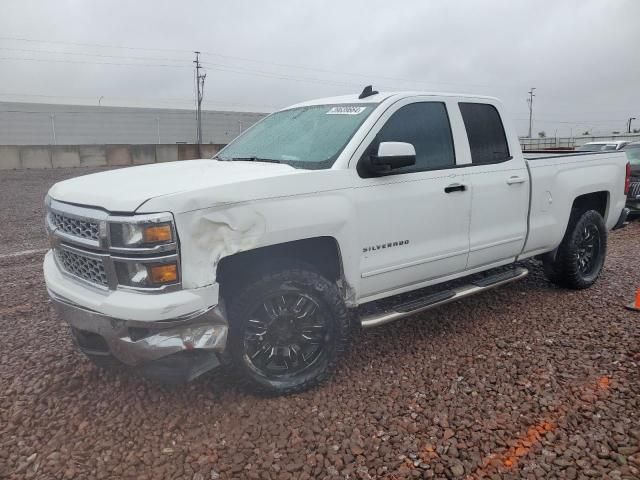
576 140 630 152
43 87 631 394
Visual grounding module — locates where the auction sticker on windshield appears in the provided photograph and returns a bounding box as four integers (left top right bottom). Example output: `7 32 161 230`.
326 106 367 115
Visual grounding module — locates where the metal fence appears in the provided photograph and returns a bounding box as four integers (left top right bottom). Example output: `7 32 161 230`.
519 137 575 151
519 134 640 151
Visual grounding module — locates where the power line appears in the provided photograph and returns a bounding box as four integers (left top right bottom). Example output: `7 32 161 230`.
0 54 394 90
199 52 525 90
0 46 190 63
0 34 527 91
200 60 385 89
0 35 192 54
0 91 278 109
0 55 191 69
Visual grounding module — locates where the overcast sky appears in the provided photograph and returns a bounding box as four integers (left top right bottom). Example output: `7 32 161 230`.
0 0 638 136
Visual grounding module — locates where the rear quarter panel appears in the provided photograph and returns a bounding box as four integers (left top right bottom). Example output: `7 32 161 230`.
523 152 627 256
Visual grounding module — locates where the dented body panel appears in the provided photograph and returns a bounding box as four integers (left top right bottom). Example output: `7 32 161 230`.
140 169 361 294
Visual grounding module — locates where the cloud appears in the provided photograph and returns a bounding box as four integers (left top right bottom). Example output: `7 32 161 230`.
0 0 638 135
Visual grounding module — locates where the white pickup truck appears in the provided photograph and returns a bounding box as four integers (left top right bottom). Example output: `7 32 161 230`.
44 88 631 393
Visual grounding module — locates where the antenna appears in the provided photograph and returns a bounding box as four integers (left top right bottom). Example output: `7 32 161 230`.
358 85 379 99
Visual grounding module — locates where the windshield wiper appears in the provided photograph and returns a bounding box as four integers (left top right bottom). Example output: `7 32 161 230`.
221 156 281 164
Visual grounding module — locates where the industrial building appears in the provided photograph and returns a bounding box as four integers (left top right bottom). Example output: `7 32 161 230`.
0 102 267 145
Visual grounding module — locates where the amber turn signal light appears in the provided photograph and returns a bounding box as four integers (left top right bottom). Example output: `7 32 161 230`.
143 224 173 244
148 263 178 284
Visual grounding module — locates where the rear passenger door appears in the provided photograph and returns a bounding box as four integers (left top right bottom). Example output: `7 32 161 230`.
458 102 529 269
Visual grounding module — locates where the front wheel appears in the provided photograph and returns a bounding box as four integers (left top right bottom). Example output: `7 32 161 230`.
543 209 607 289
227 266 349 394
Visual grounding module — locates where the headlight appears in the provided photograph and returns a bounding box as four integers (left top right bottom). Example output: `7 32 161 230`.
109 219 175 249
108 213 180 290
115 260 179 288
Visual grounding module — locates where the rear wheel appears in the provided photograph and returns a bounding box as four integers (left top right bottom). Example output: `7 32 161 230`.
543 209 607 289
227 266 349 394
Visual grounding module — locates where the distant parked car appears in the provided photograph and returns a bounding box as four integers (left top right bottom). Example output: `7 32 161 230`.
621 142 640 213
576 140 630 152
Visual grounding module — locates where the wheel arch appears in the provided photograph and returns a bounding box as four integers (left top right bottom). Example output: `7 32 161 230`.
544 191 609 263
216 236 353 303
570 190 609 218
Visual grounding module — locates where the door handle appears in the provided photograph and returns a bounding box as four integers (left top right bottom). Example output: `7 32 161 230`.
444 183 466 193
507 176 526 185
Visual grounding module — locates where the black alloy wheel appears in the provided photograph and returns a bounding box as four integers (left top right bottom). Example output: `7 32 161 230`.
575 224 600 276
542 209 607 289
227 265 349 394
243 292 328 377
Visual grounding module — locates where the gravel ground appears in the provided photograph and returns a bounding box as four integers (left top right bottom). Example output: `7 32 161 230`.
1 168 639 480
0 168 117 255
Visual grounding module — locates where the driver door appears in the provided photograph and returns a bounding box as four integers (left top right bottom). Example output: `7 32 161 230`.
349 99 473 301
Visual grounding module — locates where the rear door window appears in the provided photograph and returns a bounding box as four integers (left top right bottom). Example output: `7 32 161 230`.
459 103 510 164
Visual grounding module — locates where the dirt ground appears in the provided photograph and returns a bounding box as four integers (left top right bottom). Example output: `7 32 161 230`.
1 168 639 479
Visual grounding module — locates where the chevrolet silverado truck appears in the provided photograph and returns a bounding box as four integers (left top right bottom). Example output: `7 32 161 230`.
44 88 631 394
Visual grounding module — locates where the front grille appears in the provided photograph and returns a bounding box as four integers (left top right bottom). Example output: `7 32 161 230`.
55 249 108 287
629 181 640 199
50 212 100 241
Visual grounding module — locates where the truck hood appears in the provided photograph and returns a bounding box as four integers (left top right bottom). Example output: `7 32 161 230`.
48 159 299 212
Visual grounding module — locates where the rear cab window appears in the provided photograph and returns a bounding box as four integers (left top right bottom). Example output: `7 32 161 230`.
459 103 511 164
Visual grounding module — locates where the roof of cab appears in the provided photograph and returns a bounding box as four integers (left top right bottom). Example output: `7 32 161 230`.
285 91 500 110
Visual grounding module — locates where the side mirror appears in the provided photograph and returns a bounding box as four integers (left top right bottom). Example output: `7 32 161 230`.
370 142 416 173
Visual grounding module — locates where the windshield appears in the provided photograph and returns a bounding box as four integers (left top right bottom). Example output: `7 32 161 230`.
217 104 376 169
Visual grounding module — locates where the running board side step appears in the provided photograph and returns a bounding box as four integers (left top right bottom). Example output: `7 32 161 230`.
359 267 528 329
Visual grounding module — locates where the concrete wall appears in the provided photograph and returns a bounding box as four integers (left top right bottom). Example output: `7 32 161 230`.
0 144 225 170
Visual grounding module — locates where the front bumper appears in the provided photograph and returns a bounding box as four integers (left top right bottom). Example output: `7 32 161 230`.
44 251 228 381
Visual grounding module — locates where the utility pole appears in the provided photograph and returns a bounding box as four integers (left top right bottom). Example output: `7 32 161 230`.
193 51 207 154
50 114 57 145
527 87 536 138
628 117 636 134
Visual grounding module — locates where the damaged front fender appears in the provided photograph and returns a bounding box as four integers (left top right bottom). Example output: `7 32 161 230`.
177 206 267 289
